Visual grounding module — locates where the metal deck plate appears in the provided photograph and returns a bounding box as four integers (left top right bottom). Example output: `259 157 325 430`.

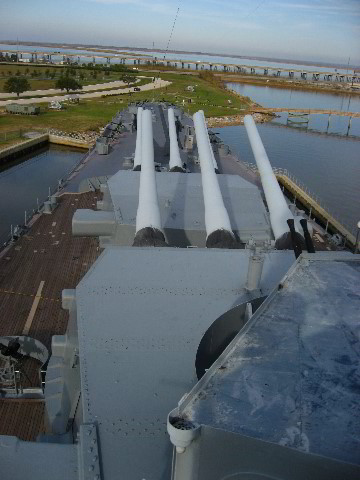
179 253 360 466
76 247 295 479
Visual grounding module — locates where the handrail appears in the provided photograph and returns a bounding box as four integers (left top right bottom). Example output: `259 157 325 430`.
242 161 356 235
0 145 93 248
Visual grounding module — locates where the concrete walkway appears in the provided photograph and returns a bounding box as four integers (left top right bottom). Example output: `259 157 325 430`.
0 79 171 106
0 79 143 99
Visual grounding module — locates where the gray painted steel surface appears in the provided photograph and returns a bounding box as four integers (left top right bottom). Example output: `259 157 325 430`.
169 253 360 479
104 171 272 246
75 247 295 479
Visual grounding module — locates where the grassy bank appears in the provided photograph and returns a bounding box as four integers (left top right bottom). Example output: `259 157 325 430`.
0 71 252 139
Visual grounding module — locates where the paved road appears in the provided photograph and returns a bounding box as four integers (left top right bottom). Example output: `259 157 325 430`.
0 79 171 106
0 79 144 99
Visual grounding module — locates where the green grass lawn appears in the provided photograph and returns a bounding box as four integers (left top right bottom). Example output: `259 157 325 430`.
136 71 252 117
0 70 251 140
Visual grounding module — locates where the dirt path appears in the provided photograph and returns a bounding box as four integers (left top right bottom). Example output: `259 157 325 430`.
0 79 171 106
0 79 144 99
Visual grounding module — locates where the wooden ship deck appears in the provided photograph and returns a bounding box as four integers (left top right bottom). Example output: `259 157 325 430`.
0 192 102 439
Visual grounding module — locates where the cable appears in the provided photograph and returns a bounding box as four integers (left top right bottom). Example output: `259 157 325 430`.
0 288 60 302
163 4 181 60
242 0 266 21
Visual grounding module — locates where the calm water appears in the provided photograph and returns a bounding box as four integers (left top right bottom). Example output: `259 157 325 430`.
226 83 360 138
223 83 360 234
227 83 360 113
218 124 360 234
0 145 84 244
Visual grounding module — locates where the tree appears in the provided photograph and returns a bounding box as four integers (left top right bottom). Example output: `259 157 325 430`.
79 72 85 81
55 76 82 93
50 70 56 79
16 70 21 76
25 68 30 75
45 69 50 78
65 67 76 77
4 77 30 97
121 74 135 87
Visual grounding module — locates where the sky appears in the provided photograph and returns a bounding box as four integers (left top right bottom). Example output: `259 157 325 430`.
0 0 359 65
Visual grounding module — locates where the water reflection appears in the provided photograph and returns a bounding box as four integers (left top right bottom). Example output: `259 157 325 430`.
271 112 360 138
0 145 84 244
227 82 360 113
218 123 360 235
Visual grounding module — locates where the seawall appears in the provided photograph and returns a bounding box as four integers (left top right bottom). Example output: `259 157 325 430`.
0 134 90 165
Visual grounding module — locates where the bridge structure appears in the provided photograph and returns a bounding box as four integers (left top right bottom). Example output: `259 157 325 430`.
151 58 360 83
1 49 360 83
0 49 148 65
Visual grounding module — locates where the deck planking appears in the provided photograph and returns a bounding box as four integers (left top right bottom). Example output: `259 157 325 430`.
0 192 102 439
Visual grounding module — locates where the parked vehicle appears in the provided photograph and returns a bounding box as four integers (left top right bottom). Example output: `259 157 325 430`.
5 104 40 115
48 101 64 110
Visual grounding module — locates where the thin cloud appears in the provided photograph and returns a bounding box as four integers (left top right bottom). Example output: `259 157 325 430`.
273 1 360 14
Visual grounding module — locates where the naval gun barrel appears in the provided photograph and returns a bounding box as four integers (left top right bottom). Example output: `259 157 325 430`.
168 108 185 172
133 109 167 247
199 110 219 173
244 115 304 250
193 110 236 248
133 107 143 171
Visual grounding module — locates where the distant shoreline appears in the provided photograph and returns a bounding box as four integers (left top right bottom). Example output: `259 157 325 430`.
0 39 359 71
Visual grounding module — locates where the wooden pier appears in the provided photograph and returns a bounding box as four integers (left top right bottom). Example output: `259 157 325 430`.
251 107 360 118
